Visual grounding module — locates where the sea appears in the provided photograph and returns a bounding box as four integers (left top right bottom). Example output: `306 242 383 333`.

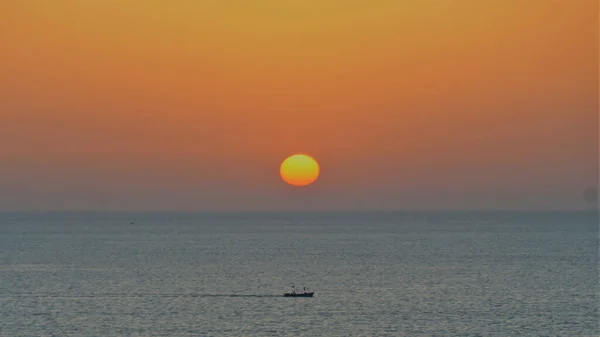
0 211 597 336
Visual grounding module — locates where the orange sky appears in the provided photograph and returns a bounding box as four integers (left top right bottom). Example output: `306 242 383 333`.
0 1 597 211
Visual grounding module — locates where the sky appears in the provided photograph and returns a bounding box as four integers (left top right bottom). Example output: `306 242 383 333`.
0 1 597 211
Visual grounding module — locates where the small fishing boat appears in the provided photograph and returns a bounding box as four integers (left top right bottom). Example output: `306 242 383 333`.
283 286 314 297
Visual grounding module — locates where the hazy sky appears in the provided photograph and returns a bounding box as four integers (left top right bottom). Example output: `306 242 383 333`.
0 1 597 211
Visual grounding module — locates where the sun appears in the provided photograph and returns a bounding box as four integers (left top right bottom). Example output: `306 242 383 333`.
280 154 320 187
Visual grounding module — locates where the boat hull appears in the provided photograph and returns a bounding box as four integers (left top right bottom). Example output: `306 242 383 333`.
283 292 314 297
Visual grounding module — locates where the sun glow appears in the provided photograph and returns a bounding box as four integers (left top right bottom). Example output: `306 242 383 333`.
280 154 320 187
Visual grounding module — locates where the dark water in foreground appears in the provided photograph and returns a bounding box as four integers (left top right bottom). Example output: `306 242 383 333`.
0 211 598 336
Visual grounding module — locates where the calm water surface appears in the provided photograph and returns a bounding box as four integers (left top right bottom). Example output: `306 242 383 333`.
0 211 597 336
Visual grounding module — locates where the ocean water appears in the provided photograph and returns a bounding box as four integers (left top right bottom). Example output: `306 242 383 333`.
0 211 597 336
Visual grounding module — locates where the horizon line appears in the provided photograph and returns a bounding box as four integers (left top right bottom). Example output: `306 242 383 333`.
0 209 597 214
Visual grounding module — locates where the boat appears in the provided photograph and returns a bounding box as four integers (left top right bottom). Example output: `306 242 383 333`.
283 286 314 297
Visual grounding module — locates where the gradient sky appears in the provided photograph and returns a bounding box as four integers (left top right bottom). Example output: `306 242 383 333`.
0 1 597 211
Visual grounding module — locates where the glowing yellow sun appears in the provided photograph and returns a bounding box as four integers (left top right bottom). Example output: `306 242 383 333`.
280 154 320 187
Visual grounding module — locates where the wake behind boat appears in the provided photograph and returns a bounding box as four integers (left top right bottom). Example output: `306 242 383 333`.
283 286 314 297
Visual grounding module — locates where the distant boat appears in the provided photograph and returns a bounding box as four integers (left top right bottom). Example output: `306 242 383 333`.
283 286 314 297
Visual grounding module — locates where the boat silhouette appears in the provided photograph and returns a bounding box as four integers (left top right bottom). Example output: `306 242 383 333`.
283 286 314 297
